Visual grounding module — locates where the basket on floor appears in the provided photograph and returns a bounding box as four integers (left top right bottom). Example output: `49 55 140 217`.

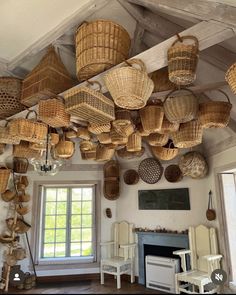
88 122 111 134
138 158 163 184
150 67 175 93
151 140 179 161
96 145 115 162
139 105 164 133
164 165 183 183
38 97 70 128
168 35 199 85
164 88 198 124
65 80 115 124
225 62 236 95
123 169 139 185
75 19 131 81
126 132 142 152
0 166 11 193
198 90 232 128
116 146 145 159
147 133 169 147
0 77 25 120
159 116 179 134
21 46 74 107
171 120 203 148
13 141 43 159
105 59 154 110
13 157 29 174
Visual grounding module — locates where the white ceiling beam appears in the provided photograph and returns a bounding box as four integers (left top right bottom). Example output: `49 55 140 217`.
126 0 236 29
130 24 147 56
7 0 110 71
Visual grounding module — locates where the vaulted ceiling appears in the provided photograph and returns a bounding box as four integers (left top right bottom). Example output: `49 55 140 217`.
0 0 236 158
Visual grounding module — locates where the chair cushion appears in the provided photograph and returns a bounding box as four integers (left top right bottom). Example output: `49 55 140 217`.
177 270 212 286
101 256 131 266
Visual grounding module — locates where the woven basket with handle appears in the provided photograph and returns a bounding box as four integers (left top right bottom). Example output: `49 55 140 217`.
199 90 232 128
96 145 115 162
0 166 11 193
225 62 236 95
147 133 169 147
112 109 132 128
75 19 131 81
168 35 199 85
151 140 179 161
105 59 154 110
159 116 179 134
0 121 20 145
13 141 43 159
139 105 164 133
127 132 142 152
150 67 175 93
55 135 75 159
88 122 111 134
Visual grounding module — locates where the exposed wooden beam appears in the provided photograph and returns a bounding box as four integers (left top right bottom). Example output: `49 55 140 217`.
205 135 236 156
130 24 147 56
126 0 236 28
7 0 110 71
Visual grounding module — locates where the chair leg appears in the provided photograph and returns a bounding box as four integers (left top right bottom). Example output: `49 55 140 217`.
117 268 121 289
130 262 134 283
100 263 104 285
199 284 204 294
175 275 180 294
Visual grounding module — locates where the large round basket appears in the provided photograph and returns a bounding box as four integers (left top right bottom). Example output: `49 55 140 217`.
138 158 163 184
123 169 139 185
151 140 179 161
75 19 131 81
179 151 208 179
147 133 169 147
225 62 236 95
198 90 232 128
150 67 175 92
163 88 199 124
139 105 164 133
164 165 183 183
105 59 154 110
171 120 203 148
167 35 199 85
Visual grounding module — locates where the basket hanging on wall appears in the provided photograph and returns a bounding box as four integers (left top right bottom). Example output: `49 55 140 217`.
164 165 183 183
123 169 139 185
103 160 120 200
138 158 163 184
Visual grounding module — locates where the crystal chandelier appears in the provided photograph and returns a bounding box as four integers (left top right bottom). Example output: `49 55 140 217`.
30 127 63 176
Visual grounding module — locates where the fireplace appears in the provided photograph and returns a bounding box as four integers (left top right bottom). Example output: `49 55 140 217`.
136 231 189 285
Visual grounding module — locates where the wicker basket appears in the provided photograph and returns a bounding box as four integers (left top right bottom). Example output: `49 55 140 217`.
127 132 142 152
225 62 236 95
65 81 115 124
50 131 60 146
179 151 208 179
0 77 25 120
105 59 154 110
151 140 179 161
15 193 31 203
103 160 120 200
75 19 131 81
13 141 43 159
96 145 115 162
110 128 128 145
150 67 175 93
13 157 29 174
0 123 20 145
6 218 31 234
168 35 199 85
199 90 232 128
88 122 111 134
80 140 94 152
77 127 91 140
123 169 139 185
112 109 132 128
164 165 183 183
82 147 97 160
55 137 75 159
65 129 77 139
21 46 74 107
0 143 5 155
39 97 70 128
163 88 199 123
159 116 180 134
1 190 15 202
116 146 145 159
171 120 203 148
139 105 164 133
136 123 150 137
9 110 48 144
0 166 11 193
97 132 112 144
138 158 163 184
114 123 134 137
16 206 30 216
147 133 169 147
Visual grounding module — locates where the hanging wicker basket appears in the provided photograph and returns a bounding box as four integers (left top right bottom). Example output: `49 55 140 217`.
77 127 91 140
179 151 208 179
50 130 60 146
114 123 134 138
110 128 128 145
159 116 180 134
0 166 11 193
55 136 75 159
0 143 5 155
112 109 132 129
16 206 30 216
171 119 203 148
13 157 29 174
103 160 120 200
139 105 164 133
39 97 71 128
88 122 111 135
97 132 112 144
96 145 115 162
116 146 145 159
199 90 232 128
147 133 169 147
150 67 175 93
0 77 25 120
225 62 236 95
65 129 77 139
163 88 199 124
151 140 179 161
138 158 163 184
164 165 183 183
65 80 115 124
1 190 15 202
0 122 20 145
168 35 199 85
75 19 131 81
105 58 154 110
127 132 142 152
13 141 43 159
6 218 31 234
123 169 139 185
136 123 150 137
80 140 94 152
82 148 97 160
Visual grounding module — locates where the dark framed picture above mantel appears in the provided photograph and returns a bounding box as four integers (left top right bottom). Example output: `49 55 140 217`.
138 188 190 210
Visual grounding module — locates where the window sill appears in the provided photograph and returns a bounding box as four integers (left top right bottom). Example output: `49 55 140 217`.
34 261 99 271
37 256 94 265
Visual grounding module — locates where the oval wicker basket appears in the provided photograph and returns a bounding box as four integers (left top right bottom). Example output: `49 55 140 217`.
116 146 145 159
16 206 30 216
171 120 203 148
147 133 169 147
96 145 115 162
112 109 132 128
225 62 236 95
55 138 75 159
103 160 120 200
123 169 139 185
105 59 154 110
139 105 164 133
151 140 179 161
88 123 111 135
127 132 142 152
164 88 199 124
138 158 163 184
150 67 175 93
168 35 199 85
164 165 183 183
179 151 208 179
75 19 131 81
199 90 232 128
159 116 180 134
0 166 11 193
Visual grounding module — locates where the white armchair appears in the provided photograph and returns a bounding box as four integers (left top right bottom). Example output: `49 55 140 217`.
100 221 136 289
173 225 223 294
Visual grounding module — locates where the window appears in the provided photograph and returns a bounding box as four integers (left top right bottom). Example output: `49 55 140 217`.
38 185 96 263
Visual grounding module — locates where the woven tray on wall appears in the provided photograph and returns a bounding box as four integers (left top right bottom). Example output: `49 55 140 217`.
138 158 163 184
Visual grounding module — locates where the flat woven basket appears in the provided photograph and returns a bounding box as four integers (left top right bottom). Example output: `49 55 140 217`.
21 46 74 107
105 59 154 110
168 35 199 85
75 19 131 81
0 77 25 120
163 88 199 124
123 169 139 185
65 81 115 124
164 165 183 183
149 67 175 93
171 120 203 148
88 122 111 134
139 105 164 133
138 158 163 184
199 90 232 128
147 133 169 147
225 62 236 95
159 116 179 134
13 141 43 159
151 140 179 161
0 166 11 193
39 97 70 128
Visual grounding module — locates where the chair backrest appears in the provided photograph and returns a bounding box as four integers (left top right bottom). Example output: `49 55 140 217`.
112 221 135 258
189 224 219 272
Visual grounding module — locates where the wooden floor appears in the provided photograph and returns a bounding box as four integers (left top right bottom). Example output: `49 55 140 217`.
9 279 162 294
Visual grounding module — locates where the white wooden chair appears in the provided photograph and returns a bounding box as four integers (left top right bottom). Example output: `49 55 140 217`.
173 224 223 294
100 221 136 289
